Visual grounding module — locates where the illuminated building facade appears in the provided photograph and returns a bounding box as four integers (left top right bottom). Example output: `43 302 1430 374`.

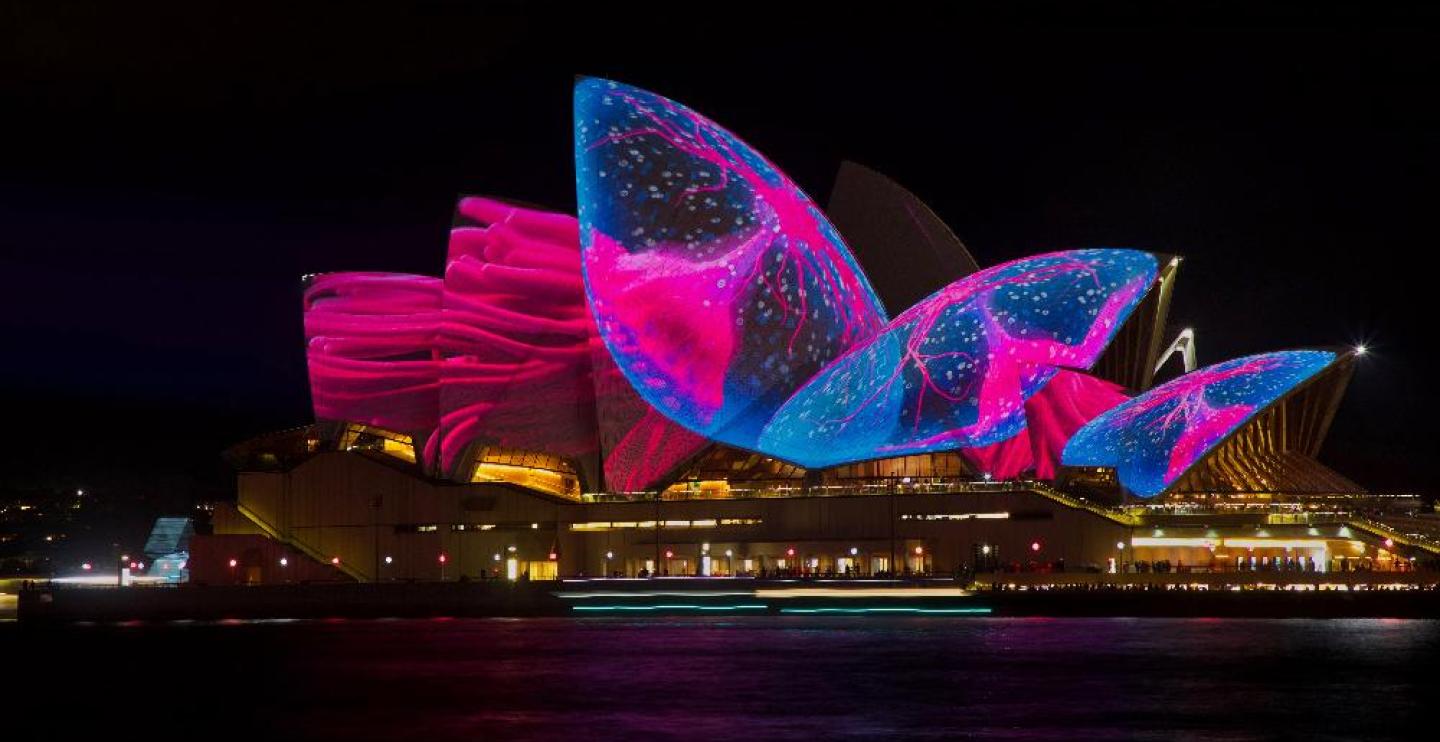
196 78 1434 585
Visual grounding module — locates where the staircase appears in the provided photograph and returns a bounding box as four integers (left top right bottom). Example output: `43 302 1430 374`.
233 501 369 581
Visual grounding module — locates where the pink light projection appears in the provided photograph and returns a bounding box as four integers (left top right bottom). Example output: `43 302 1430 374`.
433 196 705 491
758 250 1157 469
433 197 596 475
961 370 1130 479
575 78 888 450
1062 350 1337 496
304 272 442 446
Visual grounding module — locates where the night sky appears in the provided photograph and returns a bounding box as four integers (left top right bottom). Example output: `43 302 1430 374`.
3 4 1436 501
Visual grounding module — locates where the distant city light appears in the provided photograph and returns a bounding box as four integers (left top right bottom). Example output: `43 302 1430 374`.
849 547 859 556
438 554 447 563
981 545 991 555
913 546 924 555
331 557 340 565
1354 344 1368 356
384 555 393 565
604 551 614 560
548 552 558 561
1116 542 1126 550
228 558 237 568
1384 538 1394 548
493 553 501 561
665 550 674 559
786 547 796 557
1031 542 1041 552
725 549 733 558
279 557 288 567
81 562 92 571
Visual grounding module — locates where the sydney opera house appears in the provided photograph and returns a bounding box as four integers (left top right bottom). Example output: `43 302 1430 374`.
196 79 1433 585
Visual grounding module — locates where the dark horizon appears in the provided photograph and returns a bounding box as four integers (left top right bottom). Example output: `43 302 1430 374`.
3 4 1437 502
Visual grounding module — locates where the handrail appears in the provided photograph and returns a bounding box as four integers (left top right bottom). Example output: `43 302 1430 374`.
1346 517 1440 556
1025 482 1142 527
234 501 369 581
590 479 1143 527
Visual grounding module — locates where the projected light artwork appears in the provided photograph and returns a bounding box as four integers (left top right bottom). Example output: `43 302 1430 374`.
432 196 706 488
574 77 888 450
757 250 1156 468
304 272 442 439
434 197 598 474
293 78 1369 504
961 369 1131 480
1061 350 1337 497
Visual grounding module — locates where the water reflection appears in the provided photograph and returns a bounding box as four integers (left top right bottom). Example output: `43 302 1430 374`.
5 617 1436 739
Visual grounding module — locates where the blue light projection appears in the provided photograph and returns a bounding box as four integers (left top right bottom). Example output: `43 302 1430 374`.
574 77 888 451
757 250 1158 468
1061 350 1337 497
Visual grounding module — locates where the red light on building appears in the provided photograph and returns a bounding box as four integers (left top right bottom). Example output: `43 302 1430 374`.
664 549 674 559
1030 542 1041 552
228 558 238 568
786 547 796 557
548 552 558 561
438 553 448 563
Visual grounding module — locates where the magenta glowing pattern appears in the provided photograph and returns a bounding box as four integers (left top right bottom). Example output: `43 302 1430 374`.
434 196 706 490
1061 350 1336 497
304 272 442 442
574 77 888 451
961 369 1130 480
433 197 597 475
757 250 1157 468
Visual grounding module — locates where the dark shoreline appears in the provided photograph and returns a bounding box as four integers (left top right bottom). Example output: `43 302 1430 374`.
16 579 1440 624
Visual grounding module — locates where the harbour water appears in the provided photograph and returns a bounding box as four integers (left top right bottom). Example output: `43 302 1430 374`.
4 617 1435 739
